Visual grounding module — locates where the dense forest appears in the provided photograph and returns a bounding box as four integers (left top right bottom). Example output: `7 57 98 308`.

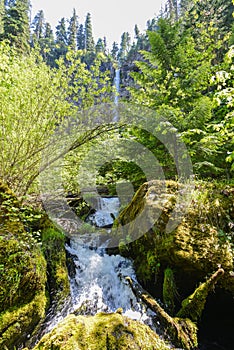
0 1 234 350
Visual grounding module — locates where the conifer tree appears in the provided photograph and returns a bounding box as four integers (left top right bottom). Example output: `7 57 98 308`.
95 37 104 53
40 22 55 66
55 17 68 58
68 8 78 50
118 32 131 61
111 41 119 60
84 12 94 52
77 23 85 50
31 10 45 40
3 0 30 52
134 24 140 39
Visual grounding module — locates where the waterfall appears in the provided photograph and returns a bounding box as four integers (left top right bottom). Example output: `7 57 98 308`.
36 197 161 343
87 197 120 227
114 68 120 105
66 236 155 327
113 68 120 122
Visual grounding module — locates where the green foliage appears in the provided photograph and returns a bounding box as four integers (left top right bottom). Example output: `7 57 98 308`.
2 0 30 52
41 227 70 306
85 12 95 52
0 42 113 195
0 180 47 313
68 8 78 51
129 9 233 178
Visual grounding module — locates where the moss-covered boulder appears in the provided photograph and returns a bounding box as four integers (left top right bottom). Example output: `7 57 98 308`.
40 224 70 309
0 180 47 349
30 312 170 350
115 180 234 297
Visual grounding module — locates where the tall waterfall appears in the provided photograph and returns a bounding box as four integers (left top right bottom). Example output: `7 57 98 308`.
113 68 120 122
114 68 120 105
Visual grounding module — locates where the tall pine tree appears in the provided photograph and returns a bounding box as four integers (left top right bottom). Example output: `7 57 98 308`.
31 9 45 47
68 8 78 50
3 0 30 52
55 17 68 58
84 12 94 52
77 23 85 50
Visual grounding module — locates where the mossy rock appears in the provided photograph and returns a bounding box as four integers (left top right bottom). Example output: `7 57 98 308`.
41 225 70 309
115 180 234 296
0 292 47 349
0 180 47 349
31 312 170 350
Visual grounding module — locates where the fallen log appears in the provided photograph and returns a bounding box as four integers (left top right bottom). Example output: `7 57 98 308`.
126 268 224 349
126 276 198 350
176 268 224 322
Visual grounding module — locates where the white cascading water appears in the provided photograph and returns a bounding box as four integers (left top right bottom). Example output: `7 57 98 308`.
113 68 120 122
67 236 155 325
41 198 160 337
87 197 120 227
114 68 120 105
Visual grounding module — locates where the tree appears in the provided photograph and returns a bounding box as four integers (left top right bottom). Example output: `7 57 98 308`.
40 22 55 66
134 24 140 39
118 32 131 62
111 41 119 60
55 17 68 58
84 12 94 52
31 10 45 42
3 0 30 52
0 43 114 195
68 8 78 51
95 37 104 53
77 23 85 50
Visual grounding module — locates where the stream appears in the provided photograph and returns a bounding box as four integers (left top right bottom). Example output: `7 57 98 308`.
39 197 162 341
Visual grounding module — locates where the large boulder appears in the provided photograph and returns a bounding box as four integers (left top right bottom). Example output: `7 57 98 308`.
29 312 170 350
0 180 47 349
115 180 234 297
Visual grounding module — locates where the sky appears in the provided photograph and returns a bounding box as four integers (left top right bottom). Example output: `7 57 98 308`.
30 0 166 47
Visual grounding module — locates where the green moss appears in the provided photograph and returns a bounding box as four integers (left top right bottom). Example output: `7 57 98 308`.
41 227 70 307
32 312 170 350
115 180 234 295
176 268 224 322
163 268 178 315
0 180 47 349
0 292 47 349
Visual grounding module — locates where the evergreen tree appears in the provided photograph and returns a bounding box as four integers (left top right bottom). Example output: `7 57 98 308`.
164 0 179 22
40 22 55 66
111 41 119 60
31 10 45 41
84 12 94 51
118 32 131 61
3 0 30 52
55 17 68 58
103 36 107 53
95 37 104 53
77 23 85 50
134 24 140 40
68 8 78 50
